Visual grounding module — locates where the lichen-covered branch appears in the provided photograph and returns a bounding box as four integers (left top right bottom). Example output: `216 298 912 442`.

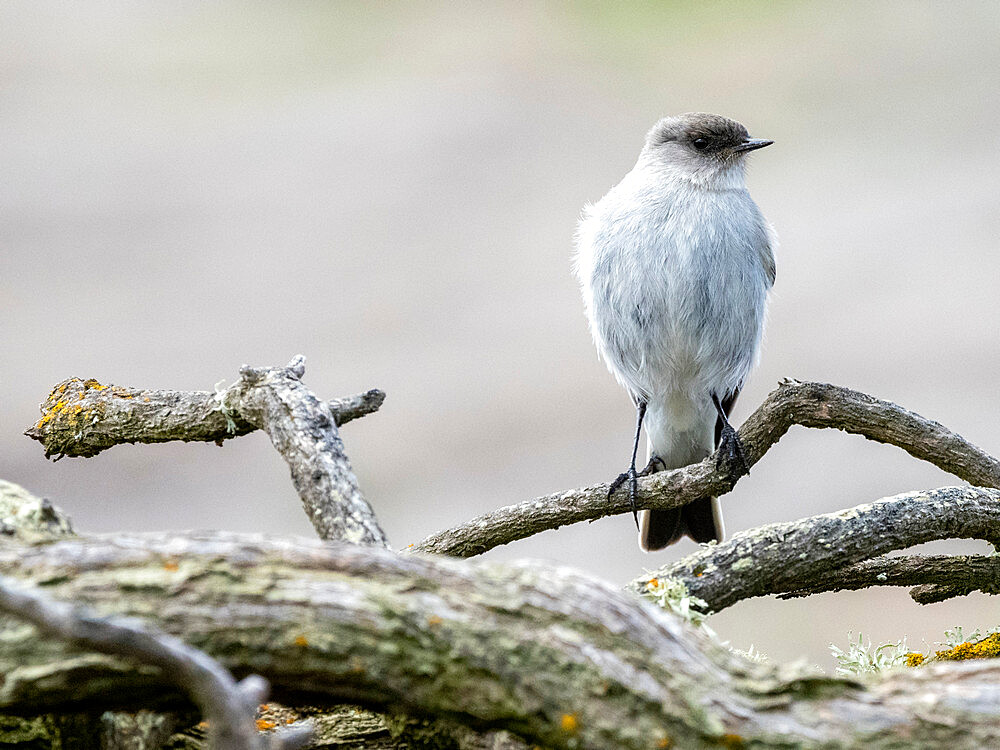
24 356 388 547
0 577 311 750
415 379 1000 557
778 553 1000 604
0 531 998 749
636 486 1000 612
23 369 384 459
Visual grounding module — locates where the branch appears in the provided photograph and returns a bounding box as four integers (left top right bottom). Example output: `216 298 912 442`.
24 357 388 547
0 576 311 750
0 532 998 748
415 379 1000 557
636 486 1000 612
778 553 1000 604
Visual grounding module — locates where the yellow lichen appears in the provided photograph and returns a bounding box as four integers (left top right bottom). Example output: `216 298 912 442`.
559 713 578 733
293 635 309 647
427 615 443 627
82 378 106 391
904 652 925 667
934 633 1000 661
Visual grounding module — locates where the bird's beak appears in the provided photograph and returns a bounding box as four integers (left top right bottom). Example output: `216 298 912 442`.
734 138 774 153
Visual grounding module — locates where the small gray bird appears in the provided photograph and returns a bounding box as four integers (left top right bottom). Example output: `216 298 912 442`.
574 113 775 550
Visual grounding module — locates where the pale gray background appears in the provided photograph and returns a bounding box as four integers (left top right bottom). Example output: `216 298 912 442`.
3 2 999 666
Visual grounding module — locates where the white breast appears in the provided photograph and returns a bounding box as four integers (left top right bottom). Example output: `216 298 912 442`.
574 163 771 405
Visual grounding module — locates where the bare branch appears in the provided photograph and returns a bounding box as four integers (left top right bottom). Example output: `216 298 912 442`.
0 575 311 750
225 356 387 546
0 531 998 748
415 379 1000 557
636 486 1000 612
329 388 386 427
23 357 388 547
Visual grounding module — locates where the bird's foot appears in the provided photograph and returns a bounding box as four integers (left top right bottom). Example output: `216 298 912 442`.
608 466 641 530
716 423 750 478
639 454 666 476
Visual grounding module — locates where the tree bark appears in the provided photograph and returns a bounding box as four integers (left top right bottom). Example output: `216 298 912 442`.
0 531 998 749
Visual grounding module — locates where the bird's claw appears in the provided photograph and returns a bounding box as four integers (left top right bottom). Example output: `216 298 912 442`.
608 454 665 530
608 467 641 529
716 424 750 477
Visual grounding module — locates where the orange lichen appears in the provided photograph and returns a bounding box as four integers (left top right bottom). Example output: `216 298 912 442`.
163 560 179 572
427 615 443 627
196 721 209 730
293 635 309 647
934 633 1000 661
905 652 925 667
647 577 659 587
559 713 578 733
255 719 276 731
657 737 673 748
719 734 744 748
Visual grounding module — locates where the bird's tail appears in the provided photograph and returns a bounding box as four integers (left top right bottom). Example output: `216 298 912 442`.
638 395 733 551
639 498 723 550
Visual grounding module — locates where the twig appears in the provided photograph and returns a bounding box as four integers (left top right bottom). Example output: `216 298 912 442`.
0 531 998 749
415 379 1000 557
637 486 1000 612
328 388 386 427
23 357 388 547
0 574 312 750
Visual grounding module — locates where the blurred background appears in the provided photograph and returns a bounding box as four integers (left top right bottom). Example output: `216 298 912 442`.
3 2 999 667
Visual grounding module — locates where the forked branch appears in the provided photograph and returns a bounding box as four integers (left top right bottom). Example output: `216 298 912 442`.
24 356 387 547
415 379 1000 556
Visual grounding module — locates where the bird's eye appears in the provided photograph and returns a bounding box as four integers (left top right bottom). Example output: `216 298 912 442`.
692 138 708 150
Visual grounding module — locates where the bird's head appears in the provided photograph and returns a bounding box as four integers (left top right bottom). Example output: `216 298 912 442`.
642 113 772 188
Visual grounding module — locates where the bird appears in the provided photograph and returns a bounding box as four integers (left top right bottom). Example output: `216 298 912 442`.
574 113 775 550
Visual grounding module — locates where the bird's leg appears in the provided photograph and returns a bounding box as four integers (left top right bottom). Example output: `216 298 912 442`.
712 392 750 477
608 401 647 529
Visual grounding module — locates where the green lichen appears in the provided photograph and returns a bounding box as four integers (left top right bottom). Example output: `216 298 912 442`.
830 633 911 675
